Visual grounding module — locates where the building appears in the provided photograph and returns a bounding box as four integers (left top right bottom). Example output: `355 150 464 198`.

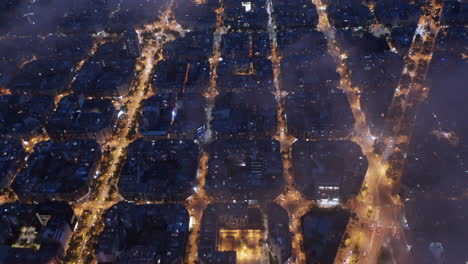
292 140 368 202
199 202 291 264
272 0 318 30
72 40 136 97
152 58 210 94
212 92 277 138
0 201 77 264
302 208 351 264
0 140 25 189
12 140 101 202
163 31 214 62
123 27 142 58
139 93 176 138
0 95 54 140
46 94 117 142
327 0 373 29
223 0 269 32
285 90 355 140
173 0 219 31
8 60 75 97
118 139 199 202
95 203 189 264
206 139 284 201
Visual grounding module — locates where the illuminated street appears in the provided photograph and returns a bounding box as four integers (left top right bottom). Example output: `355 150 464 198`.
310 0 445 263
266 0 314 263
182 2 225 264
63 3 184 263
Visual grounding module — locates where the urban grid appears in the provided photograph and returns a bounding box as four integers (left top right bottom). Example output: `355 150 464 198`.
0 0 466 264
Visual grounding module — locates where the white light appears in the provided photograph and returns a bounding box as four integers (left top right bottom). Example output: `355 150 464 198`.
189 216 195 229
318 198 340 207
241 2 252 12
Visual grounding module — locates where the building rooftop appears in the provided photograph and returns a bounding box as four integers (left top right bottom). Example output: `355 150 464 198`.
118 138 199 201
0 201 76 264
0 139 25 189
212 92 277 137
347 52 403 134
206 139 284 201
277 29 327 57
292 140 368 201
46 94 117 141
8 59 75 96
96 202 189 264
272 0 318 30
173 0 219 31
374 0 422 26
285 90 355 140
302 208 351 264
0 95 54 139
163 30 214 62
280 54 340 93
217 58 274 93
199 202 291 264
221 32 271 59
171 93 207 139
72 38 137 97
12 140 101 202
139 93 176 138
223 0 269 32
152 58 210 94
327 0 373 29
441 1 468 26
405 199 468 264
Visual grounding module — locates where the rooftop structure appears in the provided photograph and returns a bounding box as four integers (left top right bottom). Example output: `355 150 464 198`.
374 0 422 26
171 93 207 139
